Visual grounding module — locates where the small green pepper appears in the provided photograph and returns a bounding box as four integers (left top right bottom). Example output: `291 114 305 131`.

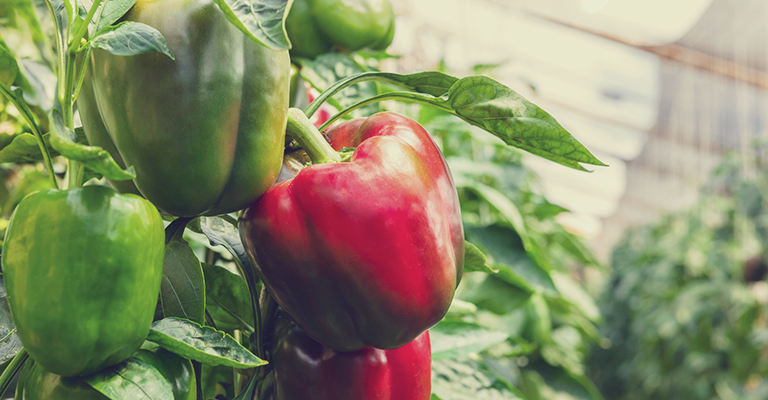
286 0 395 58
3 186 164 377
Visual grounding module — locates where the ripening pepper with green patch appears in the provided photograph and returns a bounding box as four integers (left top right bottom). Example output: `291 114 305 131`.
2 186 164 377
286 0 396 58
78 0 290 217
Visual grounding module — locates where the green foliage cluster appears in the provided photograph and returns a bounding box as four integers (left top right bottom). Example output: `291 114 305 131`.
0 0 609 396
590 154 768 400
416 102 604 400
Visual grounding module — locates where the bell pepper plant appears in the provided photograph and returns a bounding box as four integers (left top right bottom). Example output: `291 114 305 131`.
0 0 608 397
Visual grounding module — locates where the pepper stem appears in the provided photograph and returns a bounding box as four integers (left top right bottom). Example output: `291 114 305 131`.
0 87 59 189
0 347 28 397
318 91 453 132
286 108 341 165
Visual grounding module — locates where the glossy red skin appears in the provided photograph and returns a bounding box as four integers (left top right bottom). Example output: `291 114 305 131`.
240 112 463 351
325 113 464 282
273 328 431 400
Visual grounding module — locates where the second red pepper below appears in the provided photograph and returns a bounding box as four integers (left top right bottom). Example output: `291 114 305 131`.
271 323 431 400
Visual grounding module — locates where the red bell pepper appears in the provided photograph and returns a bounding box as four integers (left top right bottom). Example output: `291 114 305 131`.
271 323 432 400
240 111 464 351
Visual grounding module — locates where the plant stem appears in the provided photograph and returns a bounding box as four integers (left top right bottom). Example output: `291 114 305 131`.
0 347 28 397
318 91 452 132
229 250 262 359
69 0 105 49
259 288 278 359
47 0 90 189
304 71 431 118
285 108 340 164
72 46 93 103
61 54 76 128
0 87 59 189
62 50 79 189
45 0 78 189
233 330 242 392
193 361 203 400
45 0 68 114
45 0 75 188
75 163 86 187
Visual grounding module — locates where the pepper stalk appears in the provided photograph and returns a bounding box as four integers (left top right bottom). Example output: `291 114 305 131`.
285 108 342 165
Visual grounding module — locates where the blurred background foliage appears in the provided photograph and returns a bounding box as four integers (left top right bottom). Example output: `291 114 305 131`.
589 152 768 400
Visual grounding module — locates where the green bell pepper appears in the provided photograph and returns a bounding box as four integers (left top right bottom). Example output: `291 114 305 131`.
2 186 164 377
78 0 290 217
15 348 196 400
286 0 395 58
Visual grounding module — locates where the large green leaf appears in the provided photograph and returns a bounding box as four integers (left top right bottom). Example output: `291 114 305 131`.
318 73 605 171
85 356 173 400
432 358 526 400
321 72 604 170
199 216 252 273
16 59 56 110
430 320 509 360
457 180 549 271
148 317 267 368
49 107 136 180
297 53 380 118
212 0 292 50
459 273 532 315
0 133 51 163
156 218 206 325
437 76 605 171
0 34 18 89
94 0 137 32
202 263 254 332
89 21 174 59
466 225 557 295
